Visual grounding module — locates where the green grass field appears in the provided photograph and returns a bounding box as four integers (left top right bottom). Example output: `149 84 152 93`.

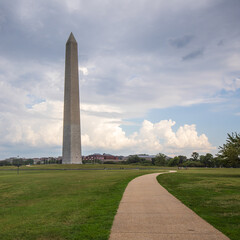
1 167 239 240
157 168 240 240
0 167 163 240
0 163 169 170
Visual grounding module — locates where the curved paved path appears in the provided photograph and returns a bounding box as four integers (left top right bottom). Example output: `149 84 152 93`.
109 172 229 240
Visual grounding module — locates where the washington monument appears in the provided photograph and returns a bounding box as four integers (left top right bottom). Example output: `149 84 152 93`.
62 33 82 164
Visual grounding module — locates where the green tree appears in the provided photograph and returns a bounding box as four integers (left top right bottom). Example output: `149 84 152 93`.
218 132 240 167
126 155 141 164
191 152 199 161
212 157 222 168
0 160 11 166
178 155 187 165
154 153 167 166
183 160 203 167
168 156 179 167
200 153 214 167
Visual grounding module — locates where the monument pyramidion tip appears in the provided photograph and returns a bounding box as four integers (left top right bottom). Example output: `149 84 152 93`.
67 32 77 43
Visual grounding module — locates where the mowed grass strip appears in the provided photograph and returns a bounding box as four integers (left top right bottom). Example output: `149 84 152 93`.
0 169 163 240
0 164 167 170
157 168 240 240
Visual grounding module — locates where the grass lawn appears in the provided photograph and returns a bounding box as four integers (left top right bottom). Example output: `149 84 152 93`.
0 164 170 170
0 167 163 240
157 168 240 240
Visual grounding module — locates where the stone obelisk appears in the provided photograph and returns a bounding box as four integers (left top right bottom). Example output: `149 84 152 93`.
62 33 82 164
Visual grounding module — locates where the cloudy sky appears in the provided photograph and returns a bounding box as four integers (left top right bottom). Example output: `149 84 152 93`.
0 0 239 159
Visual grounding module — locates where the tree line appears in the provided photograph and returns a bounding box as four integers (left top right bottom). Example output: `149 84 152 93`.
0 158 62 166
125 132 240 168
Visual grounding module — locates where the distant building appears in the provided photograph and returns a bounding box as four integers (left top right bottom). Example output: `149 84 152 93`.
103 153 118 161
83 153 119 162
84 153 104 161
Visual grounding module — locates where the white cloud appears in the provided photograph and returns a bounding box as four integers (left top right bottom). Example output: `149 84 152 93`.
222 77 240 92
129 119 214 155
80 114 215 156
79 67 88 76
0 100 62 147
225 53 240 71
81 103 122 114
62 0 82 13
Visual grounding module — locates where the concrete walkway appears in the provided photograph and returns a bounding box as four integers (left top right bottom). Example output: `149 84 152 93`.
109 172 229 240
